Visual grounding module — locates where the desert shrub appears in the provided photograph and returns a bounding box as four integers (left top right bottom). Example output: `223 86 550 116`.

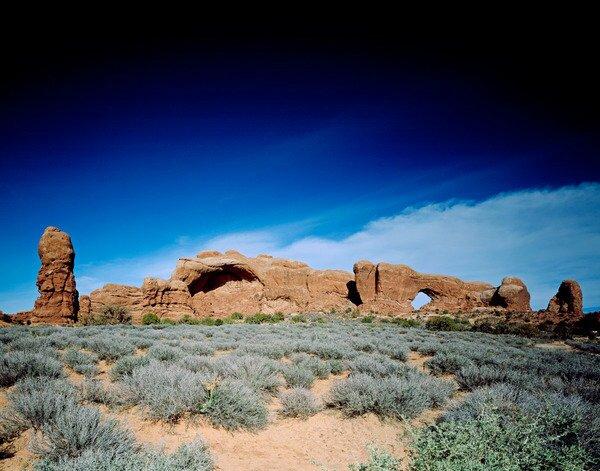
215 355 281 393
180 341 215 356
31 404 136 463
281 364 316 388
289 352 331 379
178 355 215 374
425 315 470 331
328 359 346 374
237 342 288 359
148 344 183 362
361 315 374 323
0 351 64 387
109 354 150 381
455 364 522 390
426 350 474 375
566 340 600 354
389 318 420 328
291 314 307 323
84 337 135 362
350 353 408 377
0 410 25 446
121 360 210 422
197 317 224 326
79 379 120 406
141 312 161 325
412 408 590 470
279 388 322 418
34 437 214 471
375 343 409 361
7 378 77 430
329 372 454 419
349 446 400 471
88 305 131 325
229 312 244 320
63 348 99 375
244 312 284 324
200 379 268 430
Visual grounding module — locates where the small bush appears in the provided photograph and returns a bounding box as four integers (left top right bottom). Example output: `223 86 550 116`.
88 305 131 325
245 313 284 324
350 354 408 377
425 316 470 332
289 353 331 379
141 312 161 325
281 364 316 388
426 350 474 375
229 312 244 320
216 355 281 393
279 388 322 418
109 355 150 381
361 315 374 323
0 352 64 387
31 404 136 463
84 337 135 362
291 314 307 323
200 379 268 430
349 446 400 471
63 349 99 376
390 318 420 328
148 344 183 362
79 379 119 406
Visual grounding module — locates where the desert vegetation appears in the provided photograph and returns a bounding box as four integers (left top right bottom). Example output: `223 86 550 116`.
1 318 598 470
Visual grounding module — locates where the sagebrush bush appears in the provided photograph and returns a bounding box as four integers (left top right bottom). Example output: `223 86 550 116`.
350 353 408 377
281 364 316 388
216 354 281 393
7 378 77 430
109 354 150 381
87 305 132 325
121 360 210 422
289 352 331 379
84 336 135 362
31 404 136 463
200 379 268 430
425 316 470 332
426 350 474 375
349 446 400 471
0 351 64 387
279 388 322 418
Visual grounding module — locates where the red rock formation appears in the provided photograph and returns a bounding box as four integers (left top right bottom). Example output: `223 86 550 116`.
490 277 531 311
172 251 354 317
547 280 583 315
29 227 78 324
353 261 494 314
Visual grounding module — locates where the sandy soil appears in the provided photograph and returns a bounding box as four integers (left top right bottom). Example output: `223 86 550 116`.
1 352 457 471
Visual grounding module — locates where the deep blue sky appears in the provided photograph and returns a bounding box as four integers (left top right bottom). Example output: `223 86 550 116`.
1 23 599 311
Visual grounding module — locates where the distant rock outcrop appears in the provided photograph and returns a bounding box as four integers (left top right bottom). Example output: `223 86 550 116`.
29 227 78 324
547 280 583 315
353 261 495 314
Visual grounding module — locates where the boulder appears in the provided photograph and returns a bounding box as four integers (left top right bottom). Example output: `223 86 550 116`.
547 280 583 315
490 277 531 311
30 227 78 324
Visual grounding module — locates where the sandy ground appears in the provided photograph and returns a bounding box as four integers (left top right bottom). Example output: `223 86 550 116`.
0 351 463 471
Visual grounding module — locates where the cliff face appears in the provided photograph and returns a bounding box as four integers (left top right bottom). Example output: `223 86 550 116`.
11 227 586 325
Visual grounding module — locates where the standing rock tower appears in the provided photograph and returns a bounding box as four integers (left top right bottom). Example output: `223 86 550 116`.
31 226 78 324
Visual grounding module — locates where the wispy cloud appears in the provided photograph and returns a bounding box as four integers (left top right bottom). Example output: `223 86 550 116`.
2 183 598 312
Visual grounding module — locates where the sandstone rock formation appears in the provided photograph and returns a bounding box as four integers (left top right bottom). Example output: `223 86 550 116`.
171 250 354 317
489 277 531 312
547 280 583 315
29 227 78 324
353 261 495 314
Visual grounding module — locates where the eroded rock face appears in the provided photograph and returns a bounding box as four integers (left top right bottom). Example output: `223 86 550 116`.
353 261 495 314
547 280 583 315
30 227 78 324
489 277 531 311
172 251 355 317
80 284 144 323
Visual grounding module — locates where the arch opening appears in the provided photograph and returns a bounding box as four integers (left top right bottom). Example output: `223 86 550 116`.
412 291 433 310
188 266 259 296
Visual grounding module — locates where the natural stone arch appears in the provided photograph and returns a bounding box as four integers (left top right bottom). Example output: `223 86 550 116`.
411 290 433 310
187 264 261 296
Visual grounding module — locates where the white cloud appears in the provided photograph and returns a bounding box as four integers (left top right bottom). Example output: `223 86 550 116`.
2 183 599 312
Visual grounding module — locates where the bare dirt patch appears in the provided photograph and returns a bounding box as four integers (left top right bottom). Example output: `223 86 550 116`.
113 407 406 471
406 351 432 373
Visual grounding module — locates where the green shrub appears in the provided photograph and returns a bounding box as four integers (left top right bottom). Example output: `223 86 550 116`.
229 312 244 320
279 388 322 418
88 305 131 325
425 315 470 332
291 314 307 323
141 312 161 325
349 446 400 471
361 315 374 323
178 314 202 325
200 379 268 430
245 313 284 324
411 408 590 470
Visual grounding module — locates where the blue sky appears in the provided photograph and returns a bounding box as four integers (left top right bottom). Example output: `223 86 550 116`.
1 34 599 312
